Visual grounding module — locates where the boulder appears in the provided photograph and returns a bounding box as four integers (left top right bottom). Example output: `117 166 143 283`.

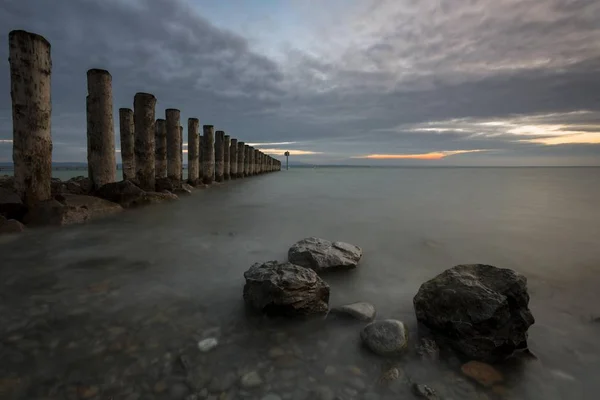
67 176 92 194
173 183 193 196
0 175 15 190
413 264 535 362
360 319 408 356
288 237 362 273
24 199 90 226
60 194 123 219
330 302 376 321
0 218 26 235
143 191 178 204
243 261 330 316
0 187 27 221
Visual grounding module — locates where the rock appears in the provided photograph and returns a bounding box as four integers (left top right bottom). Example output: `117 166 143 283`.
68 176 92 193
311 386 334 400
324 366 336 376
96 180 178 208
261 394 282 400
330 302 376 321
24 199 90 226
288 237 362 273
0 187 27 220
416 338 440 361
240 371 263 388
0 175 15 190
198 338 218 352
208 373 236 392
412 383 438 399
360 319 408 356
413 264 535 362
243 261 330 316
378 367 402 384
0 218 26 235
155 177 175 192
173 183 193 196
60 194 123 219
461 361 504 387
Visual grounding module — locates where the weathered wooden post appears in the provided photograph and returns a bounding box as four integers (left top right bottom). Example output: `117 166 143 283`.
198 135 204 180
230 138 238 179
179 126 184 181
254 149 259 175
86 69 116 190
155 119 167 179
202 125 215 184
119 108 135 181
250 147 256 176
166 109 181 185
243 145 250 177
237 142 245 178
133 92 156 190
215 130 224 182
223 135 231 180
259 152 264 174
187 118 199 185
9 30 52 207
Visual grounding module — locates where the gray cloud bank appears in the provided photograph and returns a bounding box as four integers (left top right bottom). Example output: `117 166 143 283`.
0 0 599 165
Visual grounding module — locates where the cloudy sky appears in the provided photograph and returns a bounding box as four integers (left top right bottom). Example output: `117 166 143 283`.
1 0 599 165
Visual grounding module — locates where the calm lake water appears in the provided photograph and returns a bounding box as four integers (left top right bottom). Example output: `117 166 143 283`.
1 167 600 399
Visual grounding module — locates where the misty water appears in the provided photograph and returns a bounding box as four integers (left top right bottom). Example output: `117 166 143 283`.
1 167 600 400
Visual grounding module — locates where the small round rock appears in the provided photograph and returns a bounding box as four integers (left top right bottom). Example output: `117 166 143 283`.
360 319 408 356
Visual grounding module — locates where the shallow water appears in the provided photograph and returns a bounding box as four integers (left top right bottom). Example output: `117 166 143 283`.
1 167 600 399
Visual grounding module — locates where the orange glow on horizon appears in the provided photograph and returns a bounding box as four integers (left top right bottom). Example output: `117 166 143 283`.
354 150 485 160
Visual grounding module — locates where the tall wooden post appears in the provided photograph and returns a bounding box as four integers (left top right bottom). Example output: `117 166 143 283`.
187 118 199 185
223 135 231 180
237 142 245 178
243 145 250 177
166 109 181 184
215 130 224 182
133 92 156 191
155 119 167 179
119 108 135 181
9 30 52 207
230 138 238 179
86 69 116 190
201 125 215 184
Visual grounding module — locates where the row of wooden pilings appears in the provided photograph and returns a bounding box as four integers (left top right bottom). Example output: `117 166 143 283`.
8 30 281 208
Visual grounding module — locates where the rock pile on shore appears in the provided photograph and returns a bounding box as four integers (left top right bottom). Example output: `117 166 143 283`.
0 175 180 235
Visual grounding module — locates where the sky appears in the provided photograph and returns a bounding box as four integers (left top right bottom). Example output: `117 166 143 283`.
0 0 599 166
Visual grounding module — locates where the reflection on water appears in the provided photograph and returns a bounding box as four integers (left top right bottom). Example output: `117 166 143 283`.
1 167 600 399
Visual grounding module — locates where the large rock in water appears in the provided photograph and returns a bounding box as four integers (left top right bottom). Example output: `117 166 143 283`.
288 237 362 273
243 261 330 316
59 194 123 219
0 216 26 235
24 199 90 226
413 264 535 362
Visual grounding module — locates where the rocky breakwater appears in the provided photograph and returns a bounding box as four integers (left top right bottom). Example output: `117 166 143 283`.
243 261 330 316
95 179 178 209
413 263 535 362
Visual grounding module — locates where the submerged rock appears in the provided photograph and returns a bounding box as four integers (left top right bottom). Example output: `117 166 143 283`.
413 264 535 362
360 319 408 356
0 187 27 221
412 383 438 399
0 218 26 235
24 199 90 226
155 177 175 192
330 302 376 321
59 194 123 219
243 261 330 316
197 338 218 352
240 371 263 388
96 180 177 208
288 237 362 273
461 361 504 387
173 183 193 196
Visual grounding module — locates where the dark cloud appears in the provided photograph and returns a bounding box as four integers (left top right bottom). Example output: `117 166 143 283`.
0 0 599 164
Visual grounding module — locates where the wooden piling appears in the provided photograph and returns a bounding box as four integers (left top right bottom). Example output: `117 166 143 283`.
215 130 224 182
244 145 250 177
155 119 167 179
166 109 181 184
187 118 199 185
237 142 245 178
119 108 135 181
133 92 156 191
179 126 184 181
198 135 204 180
223 135 231 180
201 125 215 184
9 30 52 207
230 138 238 179
86 69 116 190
